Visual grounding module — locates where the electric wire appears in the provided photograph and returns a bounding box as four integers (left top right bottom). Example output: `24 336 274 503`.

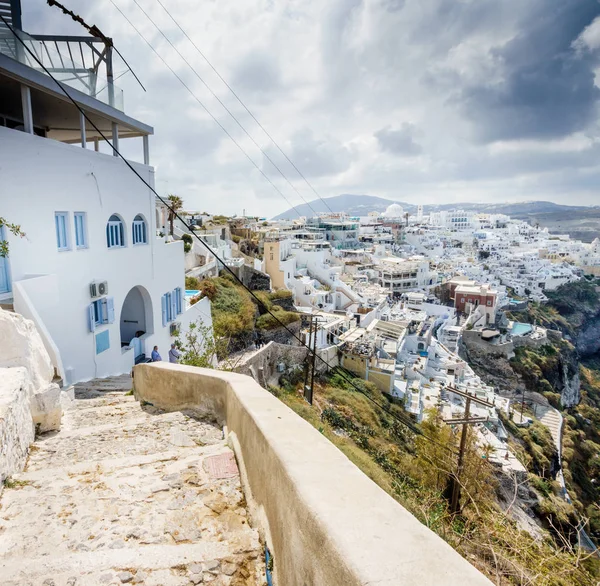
106 0 304 219
128 0 320 218
2 13 457 455
152 0 336 218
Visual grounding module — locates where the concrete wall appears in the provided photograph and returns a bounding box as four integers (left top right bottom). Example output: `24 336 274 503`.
13 276 65 381
132 363 492 586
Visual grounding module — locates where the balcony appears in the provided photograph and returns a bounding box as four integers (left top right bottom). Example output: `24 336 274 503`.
132 363 492 586
0 25 152 160
0 27 123 109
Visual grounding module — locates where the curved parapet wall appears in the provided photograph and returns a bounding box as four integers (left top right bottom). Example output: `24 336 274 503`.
132 362 492 586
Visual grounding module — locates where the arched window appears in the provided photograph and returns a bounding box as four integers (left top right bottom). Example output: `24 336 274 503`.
106 214 125 248
132 214 147 245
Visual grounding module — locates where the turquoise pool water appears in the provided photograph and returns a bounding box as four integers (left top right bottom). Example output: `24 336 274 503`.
511 322 532 336
185 289 200 296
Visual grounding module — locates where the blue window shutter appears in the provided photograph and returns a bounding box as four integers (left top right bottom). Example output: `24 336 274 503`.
175 287 182 314
106 297 115 324
55 215 61 248
161 294 167 327
88 303 96 332
170 291 177 321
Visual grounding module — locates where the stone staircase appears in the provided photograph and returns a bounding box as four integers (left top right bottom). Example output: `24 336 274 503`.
0 375 265 586
537 405 562 450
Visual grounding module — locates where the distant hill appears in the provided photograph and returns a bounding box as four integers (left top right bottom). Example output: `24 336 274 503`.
271 194 412 220
272 195 600 242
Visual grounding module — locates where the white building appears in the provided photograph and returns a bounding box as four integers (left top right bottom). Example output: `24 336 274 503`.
0 13 211 384
377 257 436 294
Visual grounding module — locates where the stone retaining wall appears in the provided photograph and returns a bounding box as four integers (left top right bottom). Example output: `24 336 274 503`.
0 368 35 483
462 329 514 358
132 363 493 586
234 342 338 387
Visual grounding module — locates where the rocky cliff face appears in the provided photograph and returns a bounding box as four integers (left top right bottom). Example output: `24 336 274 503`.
546 280 600 360
559 354 581 408
575 313 600 357
0 308 67 481
458 340 522 392
460 334 581 408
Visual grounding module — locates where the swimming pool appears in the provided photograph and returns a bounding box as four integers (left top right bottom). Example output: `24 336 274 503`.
185 289 200 297
511 322 533 336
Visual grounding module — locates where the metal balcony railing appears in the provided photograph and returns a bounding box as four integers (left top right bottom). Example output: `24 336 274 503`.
0 27 124 110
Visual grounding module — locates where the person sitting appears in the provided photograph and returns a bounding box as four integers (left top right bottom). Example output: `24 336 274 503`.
151 346 162 362
168 343 181 363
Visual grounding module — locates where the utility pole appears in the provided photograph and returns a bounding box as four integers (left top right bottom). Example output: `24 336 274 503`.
303 314 320 405
303 315 314 403
443 386 495 514
308 317 319 405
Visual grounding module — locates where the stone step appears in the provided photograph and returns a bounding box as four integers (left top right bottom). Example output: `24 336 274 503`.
71 395 138 411
26 412 223 472
74 374 133 394
0 299 14 312
1 542 247 585
0 384 265 586
63 404 150 431
14 444 227 483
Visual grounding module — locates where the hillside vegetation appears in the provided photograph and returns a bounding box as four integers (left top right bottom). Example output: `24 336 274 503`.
505 281 600 543
269 371 600 585
185 274 299 350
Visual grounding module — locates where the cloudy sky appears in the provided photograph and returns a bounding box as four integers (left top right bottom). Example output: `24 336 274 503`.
22 0 600 216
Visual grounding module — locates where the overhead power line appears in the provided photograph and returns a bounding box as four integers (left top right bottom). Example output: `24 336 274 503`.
1 13 454 455
128 0 320 218
107 0 303 219
151 0 336 219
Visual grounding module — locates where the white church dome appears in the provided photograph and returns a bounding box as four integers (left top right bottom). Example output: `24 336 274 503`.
382 203 404 219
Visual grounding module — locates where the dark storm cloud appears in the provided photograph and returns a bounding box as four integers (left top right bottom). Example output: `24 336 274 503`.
375 123 421 156
458 0 600 142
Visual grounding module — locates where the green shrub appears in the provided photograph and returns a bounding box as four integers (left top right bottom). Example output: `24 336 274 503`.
256 307 300 330
185 275 200 289
270 289 293 300
200 277 256 340
182 233 193 253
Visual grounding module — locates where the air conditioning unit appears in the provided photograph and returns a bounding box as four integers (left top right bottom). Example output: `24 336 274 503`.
98 281 108 296
170 322 180 336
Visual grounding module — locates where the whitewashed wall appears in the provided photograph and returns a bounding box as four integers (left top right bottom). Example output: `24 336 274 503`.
1 127 211 383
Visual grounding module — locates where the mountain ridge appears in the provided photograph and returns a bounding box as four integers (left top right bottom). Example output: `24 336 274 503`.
272 194 598 220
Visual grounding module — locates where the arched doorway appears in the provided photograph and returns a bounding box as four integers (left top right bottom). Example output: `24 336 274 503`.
120 286 153 359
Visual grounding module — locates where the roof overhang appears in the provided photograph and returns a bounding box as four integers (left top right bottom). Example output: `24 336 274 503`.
0 52 153 142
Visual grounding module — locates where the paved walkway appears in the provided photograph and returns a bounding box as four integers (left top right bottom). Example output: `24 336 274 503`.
0 375 265 586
